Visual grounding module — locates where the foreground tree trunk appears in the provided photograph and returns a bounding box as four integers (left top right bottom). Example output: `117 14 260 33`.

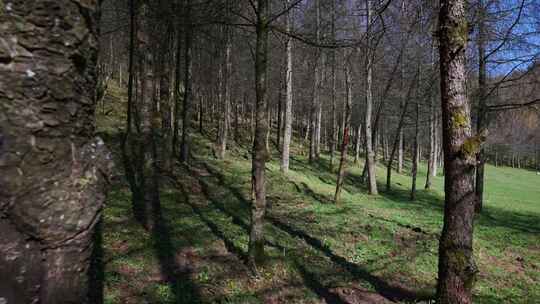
249 0 270 271
437 0 479 302
281 0 294 173
0 1 112 302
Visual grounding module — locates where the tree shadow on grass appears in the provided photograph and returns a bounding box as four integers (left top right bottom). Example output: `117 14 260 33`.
290 156 335 179
266 215 435 303
176 180 249 264
88 220 104 304
294 261 347 304
188 160 434 303
289 181 335 205
174 164 286 253
151 188 201 303
477 207 540 234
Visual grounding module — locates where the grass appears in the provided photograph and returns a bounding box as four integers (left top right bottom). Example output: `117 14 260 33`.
98 82 540 303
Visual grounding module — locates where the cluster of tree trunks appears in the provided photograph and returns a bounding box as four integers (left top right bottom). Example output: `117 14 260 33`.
2 0 535 303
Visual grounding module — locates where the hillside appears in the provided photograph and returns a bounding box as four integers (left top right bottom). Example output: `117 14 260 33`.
96 82 540 304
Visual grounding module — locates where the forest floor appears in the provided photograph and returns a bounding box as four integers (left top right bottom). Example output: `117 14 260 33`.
96 82 540 304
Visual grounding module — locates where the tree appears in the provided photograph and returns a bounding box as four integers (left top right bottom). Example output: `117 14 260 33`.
334 54 352 204
437 0 479 302
410 84 420 201
386 69 418 191
281 0 294 174
425 44 438 190
329 0 338 170
181 0 194 163
249 0 271 271
309 0 323 163
0 1 111 302
364 0 378 195
217 2 233 159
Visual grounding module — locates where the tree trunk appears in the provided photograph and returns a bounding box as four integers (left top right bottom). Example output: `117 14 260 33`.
234 96 240 142
386 70 417 191
398 126 404 173
281 0 294 173
159 30 172 171
334 63 352 204
181 0 193 163
364 0 378 195
199 93 204 134
354 125 362 164
411 99 420 201
437 1 478 302
330 0 337 170
532 145 540 172
172 22 182 157
433 115 440 176
249 0 270 271
218 21 232 159
277 81 283 150
474 0 487 213
310 0 322 163
0 1 112 302
426 84 436 189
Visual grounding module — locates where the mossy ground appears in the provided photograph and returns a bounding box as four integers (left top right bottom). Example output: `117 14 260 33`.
97 82 540 303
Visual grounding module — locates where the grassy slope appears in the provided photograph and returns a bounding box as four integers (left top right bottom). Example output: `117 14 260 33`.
98 82 540 304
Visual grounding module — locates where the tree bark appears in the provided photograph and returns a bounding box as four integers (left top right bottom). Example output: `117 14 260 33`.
172 20 183 157
354 125 362 164
0 1 112 302
249 0 270 271
364 0 378 195
180 0 193 163
309 0 322 163
411 99 420 201
426 44 437 188
330 0 337 170
398 126 404 173
437 1 478 302
334 63 352 204
426 91 436 189
474 0 487 214
217 19 232 159
159 26 172 171
281 0 294 174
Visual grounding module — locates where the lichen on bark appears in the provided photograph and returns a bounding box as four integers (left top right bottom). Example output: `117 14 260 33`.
452 108 469 129
452 20 469 46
